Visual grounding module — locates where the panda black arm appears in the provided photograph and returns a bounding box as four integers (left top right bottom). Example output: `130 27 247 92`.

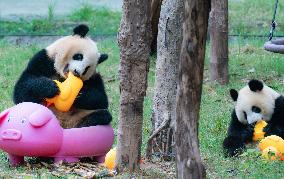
264 96 284 138
13 74 59 104
73 73 109 110
13 49 59 104
223 109 254 157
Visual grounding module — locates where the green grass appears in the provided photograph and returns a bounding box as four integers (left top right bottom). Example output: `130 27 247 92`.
229 0 284 36
2 0 284 177
1 36 284 177
0 38 157 177
69 3 97 21
1 0 284 36
0 4 121 36
201 38 284 178
69 4 121 35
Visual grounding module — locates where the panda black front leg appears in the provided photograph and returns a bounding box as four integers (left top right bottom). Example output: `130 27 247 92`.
13 74 59 104
74 74 109 110
223 136 245 157
263 95 284 138
223 110 254 157
76 110 112 128
13 49 59 104
264 124 284 137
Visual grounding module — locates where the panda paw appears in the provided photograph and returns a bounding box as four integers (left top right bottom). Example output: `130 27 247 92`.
242 125 254 142
264 124 283 137
42 80 60 98
223 136 245 157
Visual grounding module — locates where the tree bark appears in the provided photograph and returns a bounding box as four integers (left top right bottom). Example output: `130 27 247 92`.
146 0 184 161
209 0 228 85
175 0 210 178
116 0 151 172
150 0 163 54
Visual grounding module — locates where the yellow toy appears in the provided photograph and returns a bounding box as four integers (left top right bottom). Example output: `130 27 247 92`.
259 135 284 161
104 148 116 170
253 120 267 141
261 146 282 161
46 72 83 112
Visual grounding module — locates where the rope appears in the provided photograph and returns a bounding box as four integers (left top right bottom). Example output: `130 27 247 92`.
268 0 279 41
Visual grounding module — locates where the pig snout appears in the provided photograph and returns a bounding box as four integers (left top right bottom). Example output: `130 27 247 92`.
1 129 21 140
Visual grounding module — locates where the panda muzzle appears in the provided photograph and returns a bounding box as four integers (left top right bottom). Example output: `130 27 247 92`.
247 113 262 124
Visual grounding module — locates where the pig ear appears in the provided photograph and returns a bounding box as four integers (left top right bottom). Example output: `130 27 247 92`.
0 110 9 123
29 109 52 127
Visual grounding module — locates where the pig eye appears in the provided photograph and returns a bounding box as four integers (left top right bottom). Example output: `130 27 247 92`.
21 117 27 124
7 117 11 122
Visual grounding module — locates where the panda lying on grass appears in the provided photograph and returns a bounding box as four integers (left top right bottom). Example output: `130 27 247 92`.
13 24 112 129
223 79 284 157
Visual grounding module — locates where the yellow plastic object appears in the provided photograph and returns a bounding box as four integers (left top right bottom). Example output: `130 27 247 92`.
262 146 281 161
104 148 116 170
259 135 284 161
253 120 267 141
46 72 83 112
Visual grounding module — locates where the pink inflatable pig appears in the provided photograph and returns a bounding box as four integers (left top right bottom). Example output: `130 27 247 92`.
0 102 114 167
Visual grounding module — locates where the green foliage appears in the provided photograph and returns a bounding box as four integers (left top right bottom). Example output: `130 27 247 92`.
69 3 95 21
1 0 283 36
0 4 121 36
47 1 56 22
69 5 121 35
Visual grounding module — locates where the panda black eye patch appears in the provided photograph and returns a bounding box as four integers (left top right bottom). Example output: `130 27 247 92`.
73 53 83 61
252 106 261 113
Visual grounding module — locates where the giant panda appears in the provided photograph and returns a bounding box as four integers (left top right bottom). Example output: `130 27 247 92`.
13 24 112 128
223 79 284 157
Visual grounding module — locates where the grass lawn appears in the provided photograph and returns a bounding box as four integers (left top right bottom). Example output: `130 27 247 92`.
1 36 284 178
1 0 284 178
229 0 284 36
202 39 284 178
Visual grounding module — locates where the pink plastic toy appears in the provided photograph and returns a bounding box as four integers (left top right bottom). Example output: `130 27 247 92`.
0 102 114 167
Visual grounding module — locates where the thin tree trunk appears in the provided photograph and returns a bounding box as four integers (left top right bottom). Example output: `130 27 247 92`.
150 0 163 54
209 0 228 85
115 0 151 172
146 0 184 160
175 0 210 178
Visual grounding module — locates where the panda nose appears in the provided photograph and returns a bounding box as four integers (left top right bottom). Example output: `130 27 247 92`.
73 69 80 77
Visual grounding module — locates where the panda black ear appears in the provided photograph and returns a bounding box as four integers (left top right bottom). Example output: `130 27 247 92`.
248 79 263 92
73 24 89 38
98 54 108 64
230 89 238 101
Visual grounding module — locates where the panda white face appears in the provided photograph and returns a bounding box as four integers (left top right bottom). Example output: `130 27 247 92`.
63 49 98 81
46 27 108 81
230 80 280 124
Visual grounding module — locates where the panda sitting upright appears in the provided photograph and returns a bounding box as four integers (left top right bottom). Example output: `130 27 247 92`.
13 24 112 128
223 79 284 157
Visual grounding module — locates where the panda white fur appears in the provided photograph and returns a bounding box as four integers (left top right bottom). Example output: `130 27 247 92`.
223 79 284 157
13 24 112 128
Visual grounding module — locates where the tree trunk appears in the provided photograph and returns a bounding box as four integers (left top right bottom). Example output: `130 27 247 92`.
150 0 163 54
115 0 151 172
146 0 184 161
175 0 210 178
209 0 228 85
